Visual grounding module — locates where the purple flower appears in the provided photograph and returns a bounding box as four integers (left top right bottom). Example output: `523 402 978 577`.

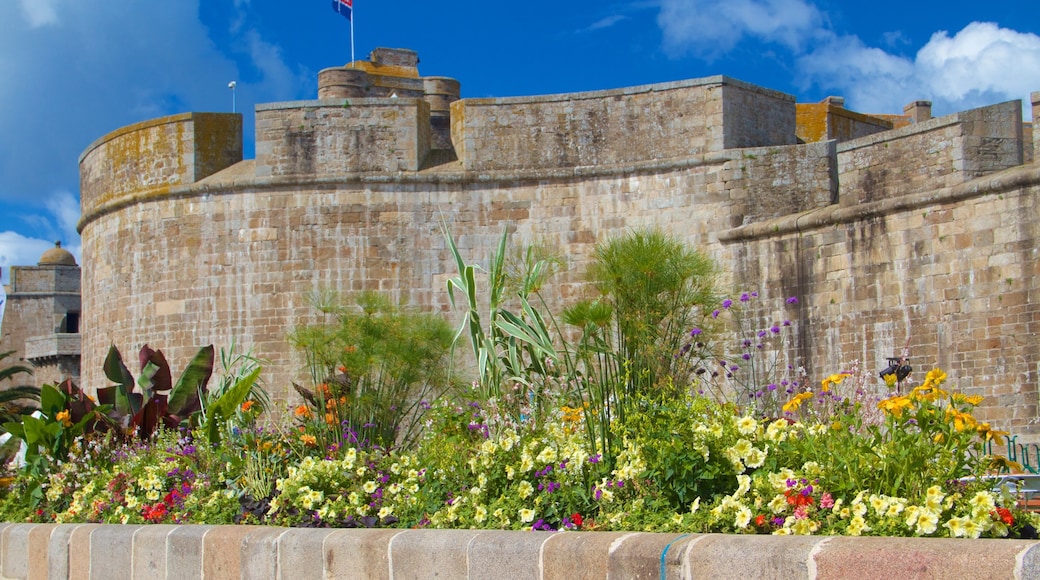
767 383 777 391
786 296 798 304
770 325 781 334
712 310 721 318
757 330 767 338
783 320 791 327
690 327 702 336
740 292 750 302
722 299 733 309
588 454 602 464
751 291 759 298
741 353 751 361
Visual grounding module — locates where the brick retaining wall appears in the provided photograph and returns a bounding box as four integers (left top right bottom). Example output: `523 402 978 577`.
2 523 1040 579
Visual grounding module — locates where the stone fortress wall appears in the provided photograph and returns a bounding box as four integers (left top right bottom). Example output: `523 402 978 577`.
76 48 1040 436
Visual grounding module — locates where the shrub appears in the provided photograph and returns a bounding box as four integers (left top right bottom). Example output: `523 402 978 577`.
289 290 454 450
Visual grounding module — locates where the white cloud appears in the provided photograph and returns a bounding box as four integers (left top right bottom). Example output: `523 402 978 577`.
18 0 57 28
799 22 1040 115
585 15 628 32
0 233 58 286
915 23 1040 109
657 0 822 58
0 192 83 285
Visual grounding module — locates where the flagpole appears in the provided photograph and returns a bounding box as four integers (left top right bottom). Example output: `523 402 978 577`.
350 4 355 68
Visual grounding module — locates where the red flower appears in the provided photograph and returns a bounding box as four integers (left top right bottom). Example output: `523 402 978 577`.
571 513 583 527
142 502 168 522
755 514 766 527
994 507 1014 526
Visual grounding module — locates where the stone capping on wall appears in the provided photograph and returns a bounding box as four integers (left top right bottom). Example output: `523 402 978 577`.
3 523 1040 579
719 162 1040 243
456 75 794 107
77 113 196 166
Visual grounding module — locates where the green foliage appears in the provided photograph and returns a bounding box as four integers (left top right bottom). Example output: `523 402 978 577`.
99 344 215 440
581 228 717 395
616 393 740 509
289 290 454 450
0 350 33 385
444 228 562 427
0 379 112 505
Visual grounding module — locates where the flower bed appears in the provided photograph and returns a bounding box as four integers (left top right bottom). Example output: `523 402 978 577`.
2 229 1035 545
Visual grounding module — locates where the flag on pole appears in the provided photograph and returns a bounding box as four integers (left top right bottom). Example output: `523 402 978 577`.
331 0 352 20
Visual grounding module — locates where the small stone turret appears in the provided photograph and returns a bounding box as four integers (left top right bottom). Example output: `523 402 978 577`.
318 48 461 151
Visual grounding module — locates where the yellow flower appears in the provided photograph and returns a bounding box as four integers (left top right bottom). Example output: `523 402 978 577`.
300 434 317 447
977 423 1009 446
736 416 758 435
55 410 72 427
878 395 914 417
519 508 535 523
952 393 984 406
782 392 814 413
910 383 948 402
945 408 977 432
821 373 851 393
923 368 947 387
882 373 898 388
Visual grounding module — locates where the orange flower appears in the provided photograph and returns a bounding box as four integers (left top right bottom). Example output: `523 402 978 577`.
325 412 338 426
294 405 312 419
241 400 256 412
337 365 347 374
55 410 72 427
300 434 317 447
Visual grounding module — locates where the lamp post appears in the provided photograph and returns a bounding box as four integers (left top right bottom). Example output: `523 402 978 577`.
228 81 237 113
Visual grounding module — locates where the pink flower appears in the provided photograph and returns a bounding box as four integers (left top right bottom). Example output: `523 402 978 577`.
794 505 810 519
820 493 834 509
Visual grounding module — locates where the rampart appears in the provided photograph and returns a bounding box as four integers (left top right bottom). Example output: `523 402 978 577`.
4 523 1040 579
76 49 1040 437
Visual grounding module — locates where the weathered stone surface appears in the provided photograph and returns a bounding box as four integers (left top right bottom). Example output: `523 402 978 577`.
70 53 1040 439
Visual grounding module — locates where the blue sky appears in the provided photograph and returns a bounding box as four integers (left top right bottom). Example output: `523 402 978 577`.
1 0 1038 284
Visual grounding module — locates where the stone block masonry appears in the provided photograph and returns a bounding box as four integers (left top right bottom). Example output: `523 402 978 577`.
74 47 1040 438
4 523 1040 579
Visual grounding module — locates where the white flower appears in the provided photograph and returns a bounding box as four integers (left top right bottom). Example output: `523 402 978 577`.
519 508 535 523
736 416 758 435
734 506 752 529
536 446 557 464
518 480 534 499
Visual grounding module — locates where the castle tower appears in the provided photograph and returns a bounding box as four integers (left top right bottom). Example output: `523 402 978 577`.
0 242 82 389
